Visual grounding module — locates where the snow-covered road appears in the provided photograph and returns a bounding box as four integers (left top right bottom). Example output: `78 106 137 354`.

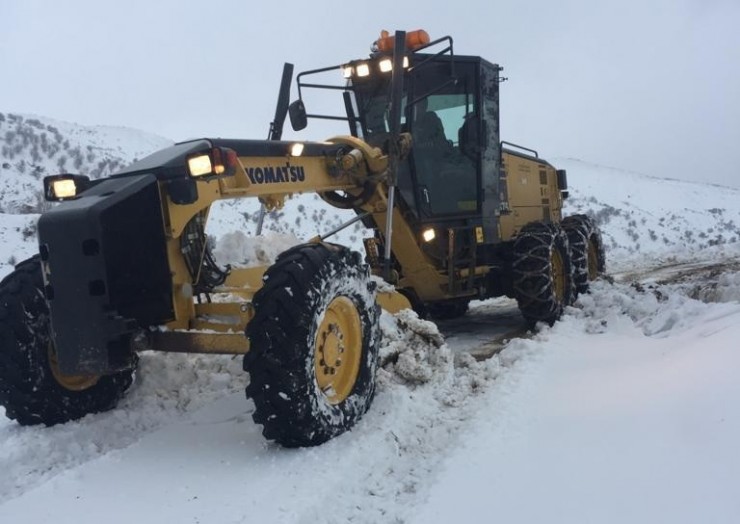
2 258 740 523
415 284 740 524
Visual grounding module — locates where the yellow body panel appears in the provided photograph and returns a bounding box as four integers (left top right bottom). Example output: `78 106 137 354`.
359 186 448 300
154 136 393 352
498 150 563 240
375 291 412 314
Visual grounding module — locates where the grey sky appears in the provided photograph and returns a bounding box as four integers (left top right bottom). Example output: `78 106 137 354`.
1 0 738 187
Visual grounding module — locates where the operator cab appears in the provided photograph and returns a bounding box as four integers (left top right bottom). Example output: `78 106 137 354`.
350 54 500 221
290 32 505 250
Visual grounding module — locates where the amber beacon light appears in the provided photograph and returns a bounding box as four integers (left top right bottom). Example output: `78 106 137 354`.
374 29 430 53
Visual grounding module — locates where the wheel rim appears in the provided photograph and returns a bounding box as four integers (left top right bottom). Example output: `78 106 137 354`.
587 237 599 280
551 248 566 302
48 344 100 391
314 296 362 405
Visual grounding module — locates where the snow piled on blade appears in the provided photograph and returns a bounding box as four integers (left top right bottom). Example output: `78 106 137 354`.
379 309 449 384
378 308 506 407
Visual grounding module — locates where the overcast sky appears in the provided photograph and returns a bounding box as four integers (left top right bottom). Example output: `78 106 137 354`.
1 0 738 187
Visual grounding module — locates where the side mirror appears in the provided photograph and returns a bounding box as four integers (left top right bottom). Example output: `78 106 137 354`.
288 100 308 131
556 169 568 191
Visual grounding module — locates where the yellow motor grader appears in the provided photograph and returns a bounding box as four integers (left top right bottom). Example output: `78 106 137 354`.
0 30 604 446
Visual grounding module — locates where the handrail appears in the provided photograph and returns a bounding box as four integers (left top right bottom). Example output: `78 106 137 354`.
501 141 538 158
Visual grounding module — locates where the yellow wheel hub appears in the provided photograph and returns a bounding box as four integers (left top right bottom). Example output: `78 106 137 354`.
314 296 362 405
587 238 599 280
551 249 566 301
48 345 100 392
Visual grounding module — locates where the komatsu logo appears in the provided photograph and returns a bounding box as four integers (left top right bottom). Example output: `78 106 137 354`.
246 166 306 184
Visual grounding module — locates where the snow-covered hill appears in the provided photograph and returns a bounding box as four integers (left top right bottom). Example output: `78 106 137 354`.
3 113 739 276
558 157 740 269
1 115 740 523
0 112 171 213
0 112 173 274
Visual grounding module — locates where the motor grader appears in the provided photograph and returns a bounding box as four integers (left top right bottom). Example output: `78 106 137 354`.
0 30 604 446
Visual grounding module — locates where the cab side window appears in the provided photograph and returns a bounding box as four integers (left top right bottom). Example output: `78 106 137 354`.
410 63 479 216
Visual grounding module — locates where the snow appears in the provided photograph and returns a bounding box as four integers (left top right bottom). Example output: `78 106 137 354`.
556 157 740 271
3 272 739 523
2 115 740 522
213 230 300 268
412 284 740 524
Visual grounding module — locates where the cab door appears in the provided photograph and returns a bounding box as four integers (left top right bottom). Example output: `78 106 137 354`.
406 59 481 219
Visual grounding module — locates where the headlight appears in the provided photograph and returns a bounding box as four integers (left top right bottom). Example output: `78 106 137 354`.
43 174 91 201
186 147 239 179
187 154 213 177
51 179 77 198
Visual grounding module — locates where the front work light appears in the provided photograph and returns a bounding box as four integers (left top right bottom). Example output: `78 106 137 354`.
52 179 76 198
422 228 436 242
379 57 410 73
356 63 371 77
186 147 239 179
187 154 213 177
290 143 305 157
43 174 91 201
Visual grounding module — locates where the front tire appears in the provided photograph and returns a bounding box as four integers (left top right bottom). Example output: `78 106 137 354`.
512 222 575 326
244 243 380 447
0 256 135 426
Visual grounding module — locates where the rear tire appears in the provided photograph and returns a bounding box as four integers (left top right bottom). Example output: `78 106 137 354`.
561 214 606 294
512 222 575 326
0 256 135 426
244 243 380 447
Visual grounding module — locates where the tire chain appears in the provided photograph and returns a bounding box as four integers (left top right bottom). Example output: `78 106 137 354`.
511 222 574 325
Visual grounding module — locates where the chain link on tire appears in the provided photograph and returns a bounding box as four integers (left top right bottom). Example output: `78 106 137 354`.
512 222 575 326
561 214 606 294
244 243 380 447
0 256 136 426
